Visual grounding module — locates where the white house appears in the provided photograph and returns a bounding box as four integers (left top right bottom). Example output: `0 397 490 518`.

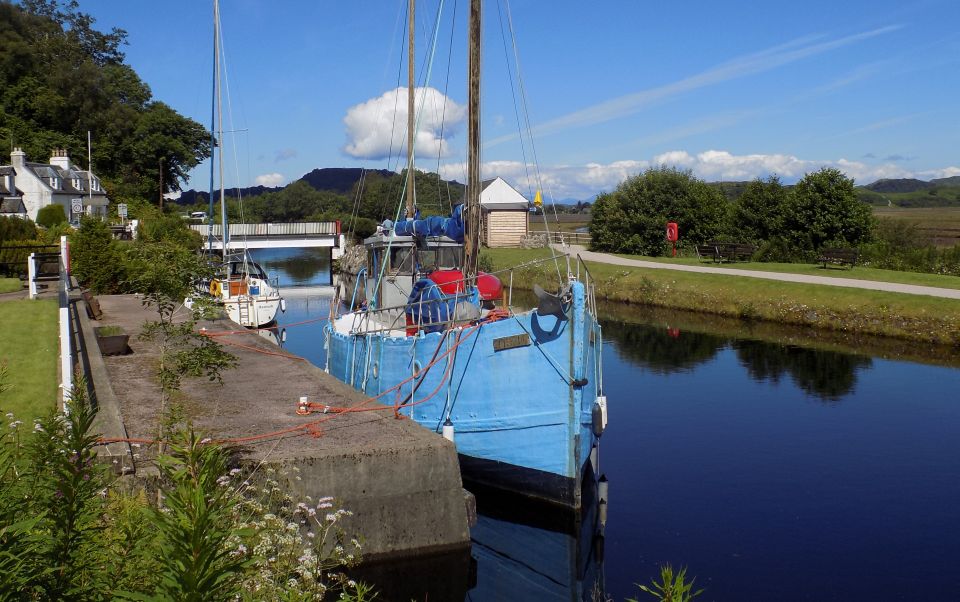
0 166 27 218
480 176 529 248
3 148 109 222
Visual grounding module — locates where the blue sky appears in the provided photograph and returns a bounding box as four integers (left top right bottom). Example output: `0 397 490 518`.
78 0 960 200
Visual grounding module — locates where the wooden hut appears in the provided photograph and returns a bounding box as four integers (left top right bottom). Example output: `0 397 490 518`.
480 177 529 248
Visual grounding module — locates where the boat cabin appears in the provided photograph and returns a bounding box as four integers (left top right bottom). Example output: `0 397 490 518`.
363 232 463 310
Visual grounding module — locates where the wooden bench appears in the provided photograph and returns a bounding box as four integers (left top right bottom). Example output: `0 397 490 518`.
818 247 859 269
697 242 756 263
695 244 719 262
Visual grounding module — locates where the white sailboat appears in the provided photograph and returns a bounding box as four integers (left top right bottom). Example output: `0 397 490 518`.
205 0 283 328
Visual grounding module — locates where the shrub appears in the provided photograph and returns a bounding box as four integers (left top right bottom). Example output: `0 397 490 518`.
36 204 67 228
69 217 128 294
0 216 38 242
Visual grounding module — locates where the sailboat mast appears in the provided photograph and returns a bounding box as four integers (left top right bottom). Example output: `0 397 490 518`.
406 0 416 219
464 0 481 281
215 0 228 261
207 0 217 255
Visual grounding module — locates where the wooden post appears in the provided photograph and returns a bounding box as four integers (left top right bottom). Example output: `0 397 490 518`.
464 0 482 283
406 0 416 219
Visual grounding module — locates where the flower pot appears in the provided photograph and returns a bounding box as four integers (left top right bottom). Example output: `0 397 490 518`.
94 326 130 356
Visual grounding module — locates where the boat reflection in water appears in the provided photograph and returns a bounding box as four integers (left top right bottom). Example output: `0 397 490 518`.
467 474 607 602
348 474 606 601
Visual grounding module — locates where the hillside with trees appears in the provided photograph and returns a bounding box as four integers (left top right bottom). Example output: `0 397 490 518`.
0 0 209 201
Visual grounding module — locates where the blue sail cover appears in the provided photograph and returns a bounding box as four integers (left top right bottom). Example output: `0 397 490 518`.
387 204 464 242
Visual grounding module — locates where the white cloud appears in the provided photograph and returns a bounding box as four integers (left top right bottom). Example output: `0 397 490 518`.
254 172 284 187
436 150 960 200
343 87 466 160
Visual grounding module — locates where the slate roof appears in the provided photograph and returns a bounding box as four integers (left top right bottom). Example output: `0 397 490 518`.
0 198 26 214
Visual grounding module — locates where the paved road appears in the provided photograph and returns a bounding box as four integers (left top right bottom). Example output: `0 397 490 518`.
556 244 960 300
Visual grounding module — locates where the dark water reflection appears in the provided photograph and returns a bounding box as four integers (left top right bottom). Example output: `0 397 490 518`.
247 247 330 287
602 319 874 401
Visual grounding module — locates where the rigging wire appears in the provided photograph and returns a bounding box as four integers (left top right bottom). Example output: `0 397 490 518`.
501 0 563 283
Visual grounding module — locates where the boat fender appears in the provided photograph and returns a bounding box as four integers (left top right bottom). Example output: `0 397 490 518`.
594 532 605 563
442 418 455 442
592 394 607 437
598 473 609 505
280 298 286 313
592 404 604 437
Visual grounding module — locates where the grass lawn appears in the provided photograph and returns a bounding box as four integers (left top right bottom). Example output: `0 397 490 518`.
481 247 960 345
612 253 960 290
0 299 59 422
0 277 22 293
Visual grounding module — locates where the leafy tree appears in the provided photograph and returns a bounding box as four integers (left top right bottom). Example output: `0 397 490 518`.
0 2 209 201
36 203 67 228
590 167 729 256
730 176 788 243
782 167 874 252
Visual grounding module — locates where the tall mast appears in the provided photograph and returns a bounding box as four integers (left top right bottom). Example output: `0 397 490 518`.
215 0 228 260
406 0 416 219
207 0 217 255
464 0 481 281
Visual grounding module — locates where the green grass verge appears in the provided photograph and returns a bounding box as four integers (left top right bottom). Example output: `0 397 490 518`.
482 247 960 345
610 253 960 290
0 299 59 422
0 278 22 293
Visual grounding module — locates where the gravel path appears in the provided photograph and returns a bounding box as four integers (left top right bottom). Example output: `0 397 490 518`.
557 244 960 300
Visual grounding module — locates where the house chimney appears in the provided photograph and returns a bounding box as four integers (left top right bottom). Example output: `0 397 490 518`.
11 148 26 170
49 148 71 170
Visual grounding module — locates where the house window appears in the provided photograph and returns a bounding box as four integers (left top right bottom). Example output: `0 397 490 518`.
49 177 60 189
73 178 82 190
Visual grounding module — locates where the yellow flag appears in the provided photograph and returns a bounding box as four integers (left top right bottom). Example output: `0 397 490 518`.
534 190 543 208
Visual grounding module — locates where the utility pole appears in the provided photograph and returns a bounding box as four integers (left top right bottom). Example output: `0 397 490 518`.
159 157 164 210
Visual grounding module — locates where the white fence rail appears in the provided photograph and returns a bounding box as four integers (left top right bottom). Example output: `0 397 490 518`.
529 230 592 246
190 222 340 237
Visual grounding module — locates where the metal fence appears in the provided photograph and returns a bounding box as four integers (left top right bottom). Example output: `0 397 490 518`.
529 230 592 246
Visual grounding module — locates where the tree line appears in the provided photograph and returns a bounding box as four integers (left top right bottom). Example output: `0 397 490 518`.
590 166 874 261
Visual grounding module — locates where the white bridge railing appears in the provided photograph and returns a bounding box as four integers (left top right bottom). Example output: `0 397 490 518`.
190 222 340 237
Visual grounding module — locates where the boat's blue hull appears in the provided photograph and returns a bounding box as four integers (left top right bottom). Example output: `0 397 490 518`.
325 282 601 507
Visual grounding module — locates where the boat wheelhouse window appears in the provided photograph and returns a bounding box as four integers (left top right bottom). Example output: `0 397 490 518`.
418 246 463 271
389 246 414 274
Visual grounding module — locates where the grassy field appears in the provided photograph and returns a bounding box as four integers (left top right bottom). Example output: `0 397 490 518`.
528 214 590 233
0 278 22 293
0 299 59 422
873 207 960 247
482 247 960 345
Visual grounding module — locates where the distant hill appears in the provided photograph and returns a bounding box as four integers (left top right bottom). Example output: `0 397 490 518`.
300 167 395 194
863 179 934 194
176 167 397 205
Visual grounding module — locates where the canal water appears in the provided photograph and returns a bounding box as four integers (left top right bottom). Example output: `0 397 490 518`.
256 249 960 601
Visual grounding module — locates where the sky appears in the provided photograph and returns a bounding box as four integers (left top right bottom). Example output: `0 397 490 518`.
75 0 960 201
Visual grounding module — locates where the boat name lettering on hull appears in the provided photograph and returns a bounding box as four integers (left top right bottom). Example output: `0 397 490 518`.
492 333 530 352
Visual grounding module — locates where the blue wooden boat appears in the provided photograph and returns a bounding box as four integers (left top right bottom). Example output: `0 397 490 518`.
325 247 605 506
323 0 607 508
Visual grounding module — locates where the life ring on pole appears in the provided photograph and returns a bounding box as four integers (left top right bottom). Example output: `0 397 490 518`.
209 279 222 297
